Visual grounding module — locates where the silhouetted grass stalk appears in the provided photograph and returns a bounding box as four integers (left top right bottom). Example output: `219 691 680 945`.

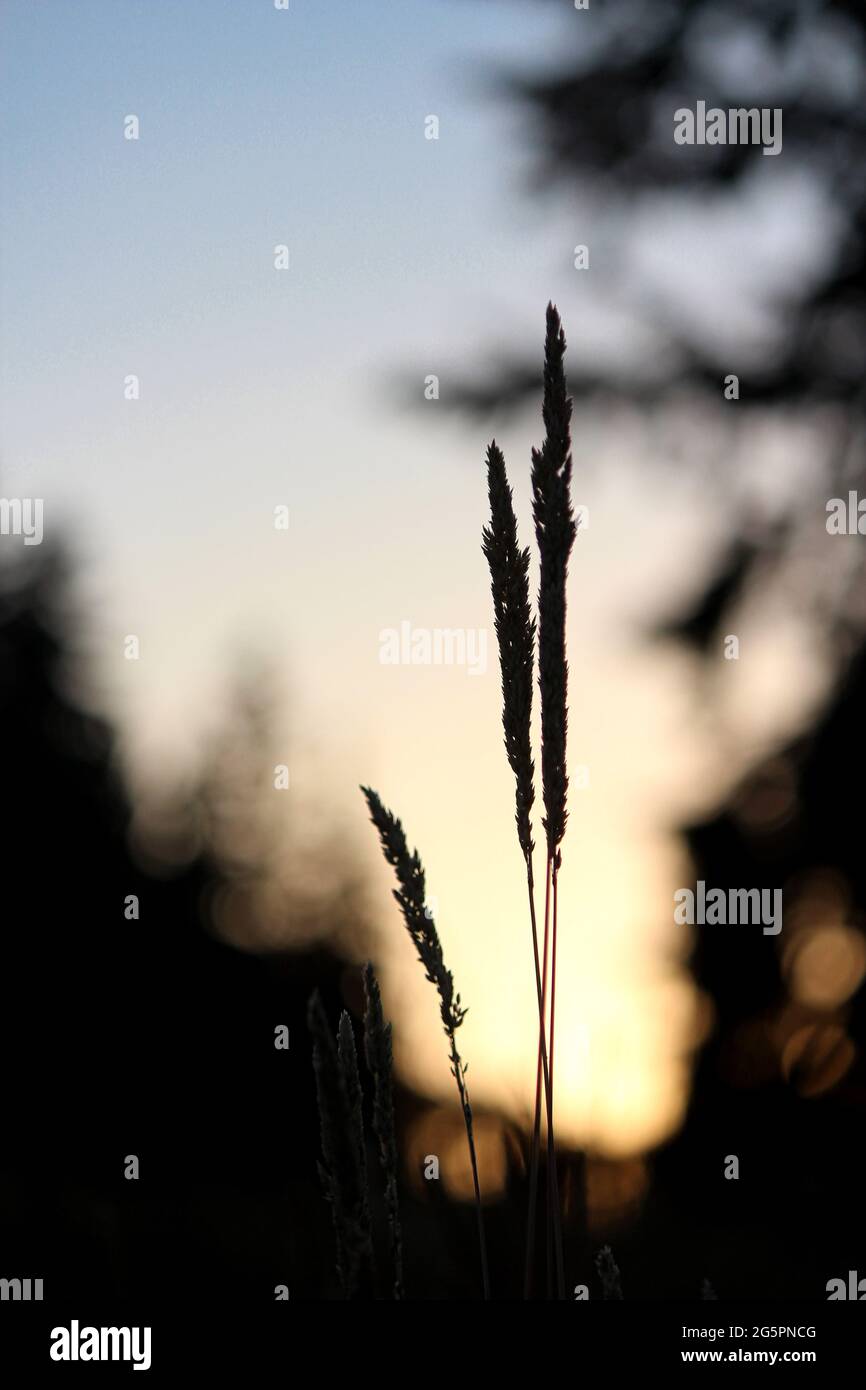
597 1244 624 1299
530 303 576 1300
363 963 404 1299
481 438 558 1298
548 860 563 1292
308 990 375 1298
361 787 491 1299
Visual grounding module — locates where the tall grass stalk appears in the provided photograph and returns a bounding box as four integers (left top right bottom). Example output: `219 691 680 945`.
338 1010 370 1235
596 1244 624 1300
363 962 404 1299
530 303 576 1299
361 786 491 1299
482 438 558 1297
308 990 375 1298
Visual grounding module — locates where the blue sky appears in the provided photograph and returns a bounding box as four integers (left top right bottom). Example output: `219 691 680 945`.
0 0 563 411
0 0 580 765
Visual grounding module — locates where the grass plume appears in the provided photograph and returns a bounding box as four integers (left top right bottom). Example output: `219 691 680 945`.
361 785 491 1300
530 303 576 1298
338 1010 371 1244
596 1245 624 1300
531 302 576 860
363 962 404 1299
482 437 558 1297
308 990 374 1298
482 439 536 861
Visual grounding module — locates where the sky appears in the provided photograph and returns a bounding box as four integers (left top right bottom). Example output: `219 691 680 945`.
0 0 836 1158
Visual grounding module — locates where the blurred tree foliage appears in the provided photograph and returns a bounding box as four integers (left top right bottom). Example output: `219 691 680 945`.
458 0 866 650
